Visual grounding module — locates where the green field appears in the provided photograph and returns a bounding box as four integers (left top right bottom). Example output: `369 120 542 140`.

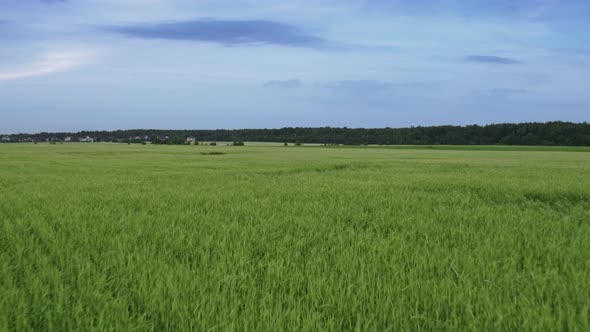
1 143 589 331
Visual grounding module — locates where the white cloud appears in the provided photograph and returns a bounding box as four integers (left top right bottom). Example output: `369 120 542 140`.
0 50 94 80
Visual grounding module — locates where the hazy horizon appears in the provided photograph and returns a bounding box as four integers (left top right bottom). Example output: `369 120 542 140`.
3 121 590 136
1 0 589 134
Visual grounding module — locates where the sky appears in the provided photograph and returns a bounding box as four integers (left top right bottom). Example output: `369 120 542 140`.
0 0 589 133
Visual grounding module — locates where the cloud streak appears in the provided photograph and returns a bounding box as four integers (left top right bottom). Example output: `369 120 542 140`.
264 79 302 88
0 51 92 80
465 55 521 64
105 19 329 48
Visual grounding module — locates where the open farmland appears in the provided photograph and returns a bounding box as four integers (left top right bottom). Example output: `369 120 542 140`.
1 143 589 330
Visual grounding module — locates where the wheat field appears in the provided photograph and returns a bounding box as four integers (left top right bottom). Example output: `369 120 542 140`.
1 143 589 330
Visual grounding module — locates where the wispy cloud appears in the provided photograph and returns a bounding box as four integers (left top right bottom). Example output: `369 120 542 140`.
465 55 521 65
469 88 528 99
264 79 302 88
327 80 395 93
104 19 329 48
0 51 93 80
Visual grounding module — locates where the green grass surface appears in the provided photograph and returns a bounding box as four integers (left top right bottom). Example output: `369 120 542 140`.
1 143 589 331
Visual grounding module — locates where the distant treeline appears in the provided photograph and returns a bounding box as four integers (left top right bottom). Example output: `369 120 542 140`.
2 122 590 146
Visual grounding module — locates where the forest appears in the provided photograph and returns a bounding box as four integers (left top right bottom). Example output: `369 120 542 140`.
3 122 589 146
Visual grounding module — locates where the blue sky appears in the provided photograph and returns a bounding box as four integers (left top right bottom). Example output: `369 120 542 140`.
1 0 589 133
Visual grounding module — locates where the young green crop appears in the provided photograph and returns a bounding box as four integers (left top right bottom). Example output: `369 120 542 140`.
1 143 589 331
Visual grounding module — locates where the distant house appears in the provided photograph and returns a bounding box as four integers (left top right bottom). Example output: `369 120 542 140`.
186 137 196 143
79 136 94 142
158 135 169 140
1 136 10 142
64 136 72 142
